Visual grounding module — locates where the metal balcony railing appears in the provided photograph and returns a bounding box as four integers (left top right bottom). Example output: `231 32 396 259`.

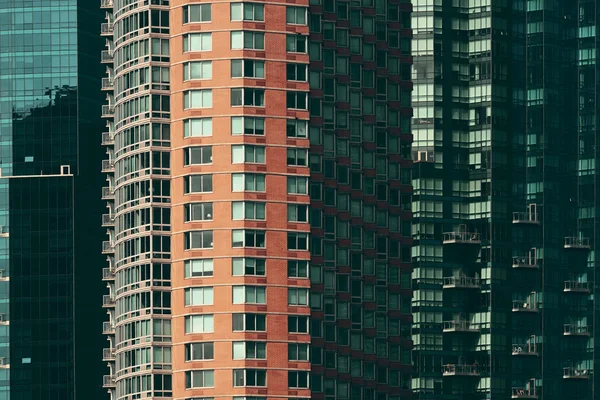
442 364 480 376
102 186 115 199
101 77 114 90
102 267 115 280
564 237 590 249
101 160 115 173
101 50 113 63
103 375 116 387
564 281 590 293
512 255 538 269
102 132 115 145
512 343 538 356
102 321 115 334
443 320 480 333
102 241 114 254
564 324 590 336
102 214 115 226
101 23 114 35
511 387 537 399
512 300 538 312
101 104 115 117
563 367 590 379
512 211 539 225
102 295 115 307
103 348 115 361
442 231 481 245
443 276 480 289
101 0 113 8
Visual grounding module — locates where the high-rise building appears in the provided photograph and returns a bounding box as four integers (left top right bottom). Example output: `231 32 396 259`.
0 1 106 399
411 1 596 399
101 0 413 399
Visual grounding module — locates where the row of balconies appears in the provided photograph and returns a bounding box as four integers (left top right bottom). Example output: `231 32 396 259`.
442 364 590 380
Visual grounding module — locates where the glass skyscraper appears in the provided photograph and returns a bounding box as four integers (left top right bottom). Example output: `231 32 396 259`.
0 1 106 399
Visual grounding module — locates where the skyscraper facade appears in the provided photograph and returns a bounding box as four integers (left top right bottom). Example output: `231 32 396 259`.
411 1 596 399
101 0 413 398
0 1 106 399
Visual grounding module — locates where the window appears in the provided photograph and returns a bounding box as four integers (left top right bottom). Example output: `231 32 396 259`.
184 146 212 165
287 176 308 194
288 204 308 222
288 233 309 250
185 287 214 305
288 288 309 305
286 6 307 24
185 259 214 278
287 260 309 278
233 286 266 304
185 342 214 361
232 116 265 135
232 230 266 248
232 173 266 192
232 313 266 331
185 231 214 249
184 174 213 193
287 148 308 166
232 258 266 276
185 315 214 333
287 92 308 109
232 202 266 220
183 61 212 80
231 88 265 107
231 31 265 50
231 3 264 21
288 371 309 388
186 370 214 388
288 343 309 361
287 119 308 138
183 4 211 23
183 33 212 51
287 63 308 81
233 342 266 359
286 34 307 53
288 315 309 333
184 90 212 108
233 369 267 387
184 118 212 137
231 60 265 78
232 145 265 163
185 203 213 221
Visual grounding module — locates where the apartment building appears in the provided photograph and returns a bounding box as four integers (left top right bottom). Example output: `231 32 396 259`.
101 0 412 398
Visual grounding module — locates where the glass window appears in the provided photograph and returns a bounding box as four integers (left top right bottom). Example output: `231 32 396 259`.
185 287 214 305
231 60 265 78
231 88 265 107
287 176 308 194
231 31 265 50
286 34 307 53
288 260 309 278
287 204 309 222
232 230 266 248
185 315 214 333
232 202 266 220
287 119 308 138
184 118 212 137
184 90 213 108
286 63 308 81
232 258 266 276
288 288 309 305
232 173 266 192
233 286 267 304
233 342 267 359
231 3 265 21
185 259 214 278
185 203 213 221
232 314 266 331
232 145 265 163
233 369 267 387
184 61 212 80
286 6 307 24
184 147 213 165
185 342 214 361
184 4 212 23
183 33 212 51
184 175 213 193
186 370 215 388
287 92 308 110
185 231 214 249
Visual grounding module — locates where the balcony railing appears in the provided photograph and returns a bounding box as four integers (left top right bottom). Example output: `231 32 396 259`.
101 77 114 90
101 104 115 117
511 387 537 399
512 343 538 356
101 160 115 173
564 237 591 250
103 375 116 387
103 348 115 361
443 276 481 289
102 186 115 199
442 364 480 377
102 241 114 254
512 300 538 312
101 50 113 63
102 132 115 145
102 214 115 226
102 321 115 335
512 211 539 225
563 367 590 379
101 0 113 8
101 23 114 35
512 255 538 269
442 231 481 245
443 320 480 333
564 281 590 293
564 324 590 336
102 267 115 280
102 294 115 307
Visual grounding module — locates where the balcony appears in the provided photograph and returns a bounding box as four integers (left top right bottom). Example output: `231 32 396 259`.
512 343 538 356
564 324 590 336
101 23 114 36
102 241 114 254
101 77 114 91
512 255 539 270
102 132 115 145
443 320 480 333
100 0 113 8
102 160 115 173
102 186 115 200
103 348 115 361
102 294 115 308
102 267 115 281
103 375 116 388
511 388 538 399
102 214 115 227
443 276 481 289
563 367 590 380
102 321 115 335
564 281 590 294
101 50 113 63
442 364 480 377
101 104 114 118
512 300 538 313
512 211 539 225
564 237 591 250
442 231 481 245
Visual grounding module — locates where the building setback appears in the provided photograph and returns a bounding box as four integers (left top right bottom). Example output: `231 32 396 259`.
101 0 412 399
411 1 596 399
